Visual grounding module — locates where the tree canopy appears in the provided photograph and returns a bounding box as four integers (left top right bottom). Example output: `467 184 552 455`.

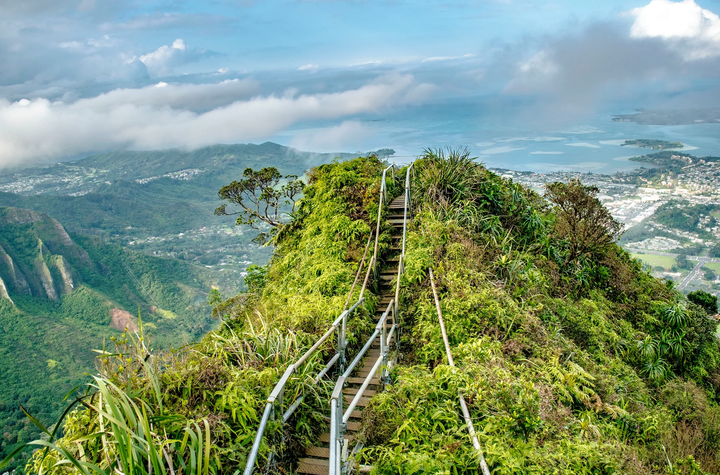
215 167 305 244
545 179 623 264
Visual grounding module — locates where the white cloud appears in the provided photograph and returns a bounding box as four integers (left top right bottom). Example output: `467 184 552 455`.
298 63 319 71
628 0 720 59
138 39 214 77
0 73 432 167
503 50 558 94
290 121 369 152
479 146 525 154
421 54 475 63
566 142 601 148
81 79 260 111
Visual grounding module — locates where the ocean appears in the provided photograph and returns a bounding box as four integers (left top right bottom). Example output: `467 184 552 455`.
270 96 720 174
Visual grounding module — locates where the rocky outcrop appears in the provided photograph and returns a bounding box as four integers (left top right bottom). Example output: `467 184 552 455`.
50 255 75 295
0 207 92 267
35 257 58 301
0 276 13 305
0 244 30 295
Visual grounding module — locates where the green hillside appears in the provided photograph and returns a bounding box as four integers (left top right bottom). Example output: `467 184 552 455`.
0 142 354 270
0 207 239 473
9 152 720 474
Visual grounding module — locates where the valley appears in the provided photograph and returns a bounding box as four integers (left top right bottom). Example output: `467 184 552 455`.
0 142 351 472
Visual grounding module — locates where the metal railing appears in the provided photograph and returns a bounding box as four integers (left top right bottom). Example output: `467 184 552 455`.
429 268 491 475
243 163 397 474
328 163 413 475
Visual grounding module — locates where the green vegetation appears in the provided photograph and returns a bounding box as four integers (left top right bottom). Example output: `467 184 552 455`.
215 166 305 244
0 143 338 267
688 291 718 315
654 202 719 235
623 139 684 150
630 151 720 167
704 262 720 274
630 252 677 270
619 221 680 244
0 207 238 473
3 155 393 474
8 151 720 474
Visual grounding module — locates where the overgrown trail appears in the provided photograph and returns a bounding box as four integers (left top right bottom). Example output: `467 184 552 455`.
297 195 409 475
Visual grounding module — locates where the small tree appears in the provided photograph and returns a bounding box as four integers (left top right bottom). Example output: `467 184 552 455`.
687 290 718 315
676 254 689 269
545 179 623 264
215 167 305 244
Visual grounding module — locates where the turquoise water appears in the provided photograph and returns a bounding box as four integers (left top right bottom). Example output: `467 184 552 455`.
272 96 720 174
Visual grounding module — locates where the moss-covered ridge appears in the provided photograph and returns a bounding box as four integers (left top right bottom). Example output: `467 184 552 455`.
16 151 720 475
22 155 396 474
361 151 720 474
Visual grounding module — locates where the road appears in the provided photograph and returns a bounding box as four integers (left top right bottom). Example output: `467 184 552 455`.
625 248 720 290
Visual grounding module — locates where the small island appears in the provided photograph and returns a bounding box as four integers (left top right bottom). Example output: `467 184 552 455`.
622 139 683 150
612 107 720 125
629 150 720 167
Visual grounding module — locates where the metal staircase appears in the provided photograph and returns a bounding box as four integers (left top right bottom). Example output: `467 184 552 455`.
242 163 412 475
298 191 410 475
241 160 492 475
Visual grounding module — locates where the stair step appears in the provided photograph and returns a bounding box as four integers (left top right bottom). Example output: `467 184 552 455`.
306 446 330 458
344 395 371 406
346 420 362 432
348 409 363 419
297 458 329 475
319 432 355 443
347 377 380 385
343 387 377 397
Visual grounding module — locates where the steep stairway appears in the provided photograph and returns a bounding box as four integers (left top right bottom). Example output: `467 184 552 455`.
297 196 409 475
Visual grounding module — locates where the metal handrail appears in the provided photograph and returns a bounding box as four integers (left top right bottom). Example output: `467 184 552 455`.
328 163 413 475
243 303 361 475
243 162 398 474
429 268 491 475
372 165 394 280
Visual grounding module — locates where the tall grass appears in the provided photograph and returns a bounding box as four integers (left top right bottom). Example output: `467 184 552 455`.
2 326 218 475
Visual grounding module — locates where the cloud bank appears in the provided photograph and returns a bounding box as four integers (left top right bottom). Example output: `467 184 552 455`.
0 73 432 168
628 0 720 59
501 0 720 117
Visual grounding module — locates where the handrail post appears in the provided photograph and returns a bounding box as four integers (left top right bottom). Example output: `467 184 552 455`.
339 309 348 373
336 322 343 376
329 399 338 475
338 386 345 475
330 377 346 475
381 311 389 385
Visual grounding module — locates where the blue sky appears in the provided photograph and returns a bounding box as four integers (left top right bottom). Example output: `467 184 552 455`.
0 0 719 167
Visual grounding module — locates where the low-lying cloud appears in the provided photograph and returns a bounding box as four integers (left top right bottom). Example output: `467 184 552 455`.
0 73 433 168
502 22 720 117
290 121 370 152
